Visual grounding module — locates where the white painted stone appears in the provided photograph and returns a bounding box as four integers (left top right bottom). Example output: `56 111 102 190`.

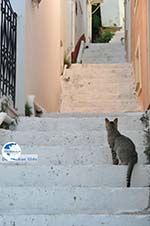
0 164 149 187
16 113 144 131
0 144 146 165
0 214 149 226
0 130 145 147
0 144 112 165
0 187 148 214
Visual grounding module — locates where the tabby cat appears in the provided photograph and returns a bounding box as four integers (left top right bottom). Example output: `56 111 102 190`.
105 118 138 187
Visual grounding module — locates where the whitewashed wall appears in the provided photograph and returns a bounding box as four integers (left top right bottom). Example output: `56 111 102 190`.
82 0 92 42
66 0 75 56
75 0 83 44
125 0 131 61
101 0 124 27
66 0 91 57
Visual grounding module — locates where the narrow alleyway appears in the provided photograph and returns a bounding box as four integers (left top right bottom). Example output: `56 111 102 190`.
60 31 140 113
0 1 149 225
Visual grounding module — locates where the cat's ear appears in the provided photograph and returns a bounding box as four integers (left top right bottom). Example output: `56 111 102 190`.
105 118 109 124
114 118 118 127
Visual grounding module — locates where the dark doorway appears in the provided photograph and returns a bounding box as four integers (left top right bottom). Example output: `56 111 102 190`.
92 4 102 43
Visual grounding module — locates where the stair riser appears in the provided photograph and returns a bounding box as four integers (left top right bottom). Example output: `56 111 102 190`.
0 144 146 165
17 116 143 132
0 187 148 214
0 215 149 226
0 165 149 187
0 131 145 147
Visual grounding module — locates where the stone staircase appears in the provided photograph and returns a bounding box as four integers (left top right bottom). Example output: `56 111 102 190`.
0 113 149 225
61 64 140 113
82 43 126 64
82 30 125 64
61 30 139 113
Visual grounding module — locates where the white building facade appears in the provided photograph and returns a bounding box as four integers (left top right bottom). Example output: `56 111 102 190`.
65 0 92 61
101 0 124 27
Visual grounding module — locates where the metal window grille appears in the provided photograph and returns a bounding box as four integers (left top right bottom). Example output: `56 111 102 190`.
0 0 17 106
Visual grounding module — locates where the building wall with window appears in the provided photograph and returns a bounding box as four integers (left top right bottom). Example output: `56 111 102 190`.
130 0 149 110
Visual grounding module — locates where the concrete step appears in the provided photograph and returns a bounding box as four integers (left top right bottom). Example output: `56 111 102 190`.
60 101 140 113
0 214 149 226
82 58 126 64
63 78 134 85
0 164 149 187
70 63 131 69
0 144 146 165
66 64 132 74
62 97 137 104
82 43 125 49
0 187 148 214
16 114 144 131
82 59 126 64
60 108 140 114
82 51 125 55
61 100 138 106
0 144 112 165
0 130 145 147
42 112 142 117
82 45 125 54
61 62 139 112
82 48 126 63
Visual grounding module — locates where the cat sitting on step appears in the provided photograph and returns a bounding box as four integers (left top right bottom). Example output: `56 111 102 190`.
105 118 138 187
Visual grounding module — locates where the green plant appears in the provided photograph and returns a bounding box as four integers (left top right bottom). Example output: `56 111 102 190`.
95 31 114 43
144 146 150 163
25 103 33 117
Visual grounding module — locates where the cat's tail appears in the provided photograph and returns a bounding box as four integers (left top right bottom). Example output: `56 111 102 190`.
127 154 138 187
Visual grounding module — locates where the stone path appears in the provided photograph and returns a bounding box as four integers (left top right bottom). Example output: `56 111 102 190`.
60 31 140 113
82 30 126 64
61 63 140 113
